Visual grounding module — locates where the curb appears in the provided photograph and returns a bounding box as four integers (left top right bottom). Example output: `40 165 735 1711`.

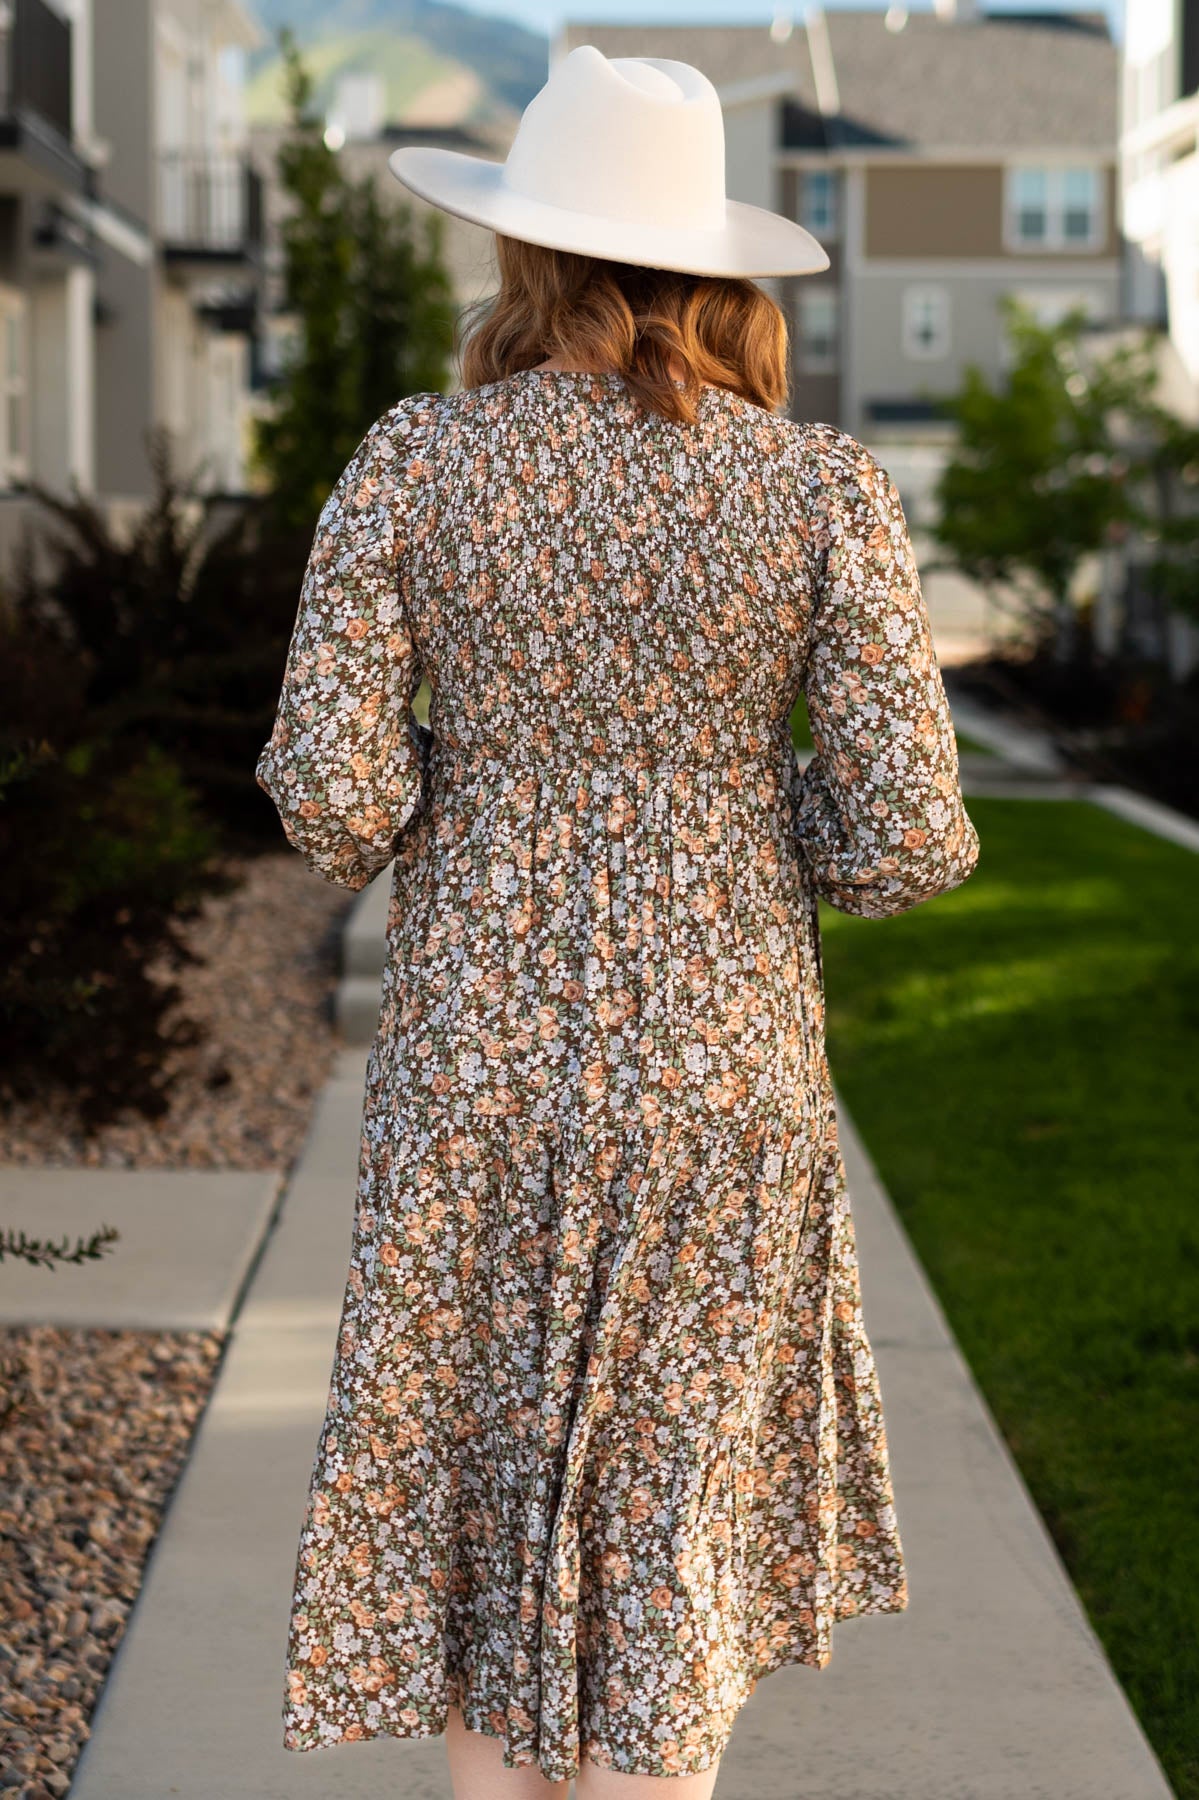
1084 783 1199 854
0 1169 285 1333
945 685 1199 853
942 688 1067 773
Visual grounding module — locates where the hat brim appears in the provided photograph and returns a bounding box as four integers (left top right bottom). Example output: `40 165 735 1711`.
388 144 830 279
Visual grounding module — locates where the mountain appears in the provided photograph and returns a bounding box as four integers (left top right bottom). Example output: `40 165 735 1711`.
246 0 548 130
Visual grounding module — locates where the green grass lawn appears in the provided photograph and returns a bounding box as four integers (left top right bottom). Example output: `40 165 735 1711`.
819 796 1199 1797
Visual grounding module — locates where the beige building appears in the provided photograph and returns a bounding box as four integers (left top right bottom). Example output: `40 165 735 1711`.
1109 0 1199 678
95 0 265 503
559 3 1120 503
0 0 142 510
0 0 263 577
1121 0 1199 370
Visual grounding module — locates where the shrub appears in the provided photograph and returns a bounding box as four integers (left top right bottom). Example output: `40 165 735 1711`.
11 433 314 848
0 465 251 1130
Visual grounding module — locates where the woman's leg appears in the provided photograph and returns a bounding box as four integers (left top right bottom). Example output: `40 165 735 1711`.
444 1703 724 1799
444 1702 573 1799
575 1755 722 1799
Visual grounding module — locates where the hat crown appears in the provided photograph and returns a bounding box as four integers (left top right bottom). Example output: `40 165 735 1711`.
501 45 728 236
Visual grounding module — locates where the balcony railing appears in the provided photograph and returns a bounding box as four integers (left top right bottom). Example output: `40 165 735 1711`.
159 150 263 260
0 0 73 140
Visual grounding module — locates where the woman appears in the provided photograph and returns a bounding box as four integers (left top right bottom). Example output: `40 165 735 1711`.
257 45 980 1800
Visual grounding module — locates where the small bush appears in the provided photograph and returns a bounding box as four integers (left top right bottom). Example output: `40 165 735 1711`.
0 691 232 1129
0 448 268 1129
951 620 1199 820
12 434 315 849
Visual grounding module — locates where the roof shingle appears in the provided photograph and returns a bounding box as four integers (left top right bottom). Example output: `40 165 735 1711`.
559 12 1116 154
822 9 1115 150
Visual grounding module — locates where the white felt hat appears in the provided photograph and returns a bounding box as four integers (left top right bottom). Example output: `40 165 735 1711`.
388 44 830 279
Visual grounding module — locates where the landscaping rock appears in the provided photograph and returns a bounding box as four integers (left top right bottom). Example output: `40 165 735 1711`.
0 852 351 1170
0 1326 224 1800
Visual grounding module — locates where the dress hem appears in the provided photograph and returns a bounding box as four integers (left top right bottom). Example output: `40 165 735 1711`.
281 1587 910 1782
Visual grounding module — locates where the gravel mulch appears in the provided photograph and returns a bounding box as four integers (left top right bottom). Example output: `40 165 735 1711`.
0 851 354 1170
0 848 359 1794
0 1326 225 1799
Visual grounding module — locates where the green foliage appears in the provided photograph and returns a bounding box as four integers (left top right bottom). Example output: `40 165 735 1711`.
0 1222 120 1269
930 298 1161 651
789 691 812 752
14 430 317 840
1136 407 1199 627
0 431 314 1129
821 797 1199 1796
245 28 458 128
0 701 228 1130
252 29 456 532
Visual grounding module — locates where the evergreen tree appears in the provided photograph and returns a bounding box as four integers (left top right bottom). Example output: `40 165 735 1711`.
253 29 455 531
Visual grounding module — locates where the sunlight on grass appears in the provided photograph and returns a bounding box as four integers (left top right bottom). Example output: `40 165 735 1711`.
821 796 1199 1798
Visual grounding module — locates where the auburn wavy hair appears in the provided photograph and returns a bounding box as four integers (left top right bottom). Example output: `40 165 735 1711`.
457 234 790 424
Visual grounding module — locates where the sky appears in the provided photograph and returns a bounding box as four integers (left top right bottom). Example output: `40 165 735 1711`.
457 0 1125 46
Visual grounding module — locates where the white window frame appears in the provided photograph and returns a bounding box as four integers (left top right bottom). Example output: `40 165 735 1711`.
1004 164 1106 253
0 284 28 486
800 167 839 239
796 285 839 374
902 284 950 361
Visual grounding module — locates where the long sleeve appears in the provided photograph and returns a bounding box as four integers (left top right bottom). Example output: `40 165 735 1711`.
792 424 980 919
256 397 439 891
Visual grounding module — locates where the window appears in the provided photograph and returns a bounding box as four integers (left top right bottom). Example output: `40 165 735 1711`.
902 285 950 360
1006 165 1104 251
798 287 838 372
1124 45 1175 133
1011 168 1049 244
1061 168 1099 243
0 286 27 485
800 168 838 238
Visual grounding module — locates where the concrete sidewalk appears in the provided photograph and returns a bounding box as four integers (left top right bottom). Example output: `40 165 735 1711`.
67 1036 1173 1799
68 1048 454 1800
0 1169 282 1331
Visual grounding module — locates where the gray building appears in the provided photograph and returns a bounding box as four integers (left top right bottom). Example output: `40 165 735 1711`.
1104 0 1199 678
559 4 1120 460
0 0 143 509
0 0 263 581
94 0 264 504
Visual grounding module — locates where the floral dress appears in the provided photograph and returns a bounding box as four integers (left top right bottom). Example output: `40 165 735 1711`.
256 369 980 1782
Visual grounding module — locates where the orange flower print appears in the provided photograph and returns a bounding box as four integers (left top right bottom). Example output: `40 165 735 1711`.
260 375 979 1783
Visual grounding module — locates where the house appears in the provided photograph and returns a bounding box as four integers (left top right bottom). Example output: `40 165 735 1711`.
0 0 264 581
1111 0 1199 677
94 0 265 503
1121 0 1199 371
0 0 152 517
557 2 1120 507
